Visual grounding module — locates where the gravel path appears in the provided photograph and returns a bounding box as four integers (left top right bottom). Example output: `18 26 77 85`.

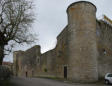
9 77 110 86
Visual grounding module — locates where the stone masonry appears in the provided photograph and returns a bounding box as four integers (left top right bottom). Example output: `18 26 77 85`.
13 1 112 83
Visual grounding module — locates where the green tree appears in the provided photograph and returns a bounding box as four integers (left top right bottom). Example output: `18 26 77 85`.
0 0 36 65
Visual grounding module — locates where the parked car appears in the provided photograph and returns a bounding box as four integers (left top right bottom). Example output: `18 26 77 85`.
105 73 112 84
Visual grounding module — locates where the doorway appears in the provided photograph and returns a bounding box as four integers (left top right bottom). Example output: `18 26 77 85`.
64 66 67 79
32 71 34 77
26 71 28 77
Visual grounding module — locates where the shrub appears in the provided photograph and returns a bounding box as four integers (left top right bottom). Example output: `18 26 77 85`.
44 68 47 72
0 65 12 81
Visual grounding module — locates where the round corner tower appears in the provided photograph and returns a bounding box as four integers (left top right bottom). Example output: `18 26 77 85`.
32 45 41 55
66 1 98 82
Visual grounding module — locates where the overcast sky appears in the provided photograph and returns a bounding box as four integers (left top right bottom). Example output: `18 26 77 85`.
4 0 112 62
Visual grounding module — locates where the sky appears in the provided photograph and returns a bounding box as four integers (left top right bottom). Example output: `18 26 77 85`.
3 0 112 62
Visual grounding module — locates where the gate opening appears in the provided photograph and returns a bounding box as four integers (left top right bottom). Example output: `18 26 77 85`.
64 66 67 79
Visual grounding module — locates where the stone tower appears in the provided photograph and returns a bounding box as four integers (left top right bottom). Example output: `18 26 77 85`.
35 45 41 64
67 1 98 82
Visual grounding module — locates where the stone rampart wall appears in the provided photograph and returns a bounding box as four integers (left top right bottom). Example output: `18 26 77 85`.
97 20 112 78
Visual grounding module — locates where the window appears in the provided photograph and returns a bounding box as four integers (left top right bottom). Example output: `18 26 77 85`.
108 74 112 77
96 29 100 36
36 56 40 64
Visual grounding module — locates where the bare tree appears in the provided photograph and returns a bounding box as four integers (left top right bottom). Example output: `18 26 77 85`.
0 0 36 65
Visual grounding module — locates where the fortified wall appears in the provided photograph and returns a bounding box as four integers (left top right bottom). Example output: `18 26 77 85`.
13 1 112 82
97 20 112 78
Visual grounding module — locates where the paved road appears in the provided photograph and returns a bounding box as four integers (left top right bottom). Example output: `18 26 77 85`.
9 77 110 86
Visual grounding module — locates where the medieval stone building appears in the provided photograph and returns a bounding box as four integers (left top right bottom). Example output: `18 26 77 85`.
13 1 112 82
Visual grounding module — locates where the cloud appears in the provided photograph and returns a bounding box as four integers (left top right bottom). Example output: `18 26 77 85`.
4 0 112 62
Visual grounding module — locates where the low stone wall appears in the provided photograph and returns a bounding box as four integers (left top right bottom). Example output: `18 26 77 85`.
0 65 12 81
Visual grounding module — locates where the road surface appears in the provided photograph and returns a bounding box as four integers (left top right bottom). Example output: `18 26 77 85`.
9 77 109 86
